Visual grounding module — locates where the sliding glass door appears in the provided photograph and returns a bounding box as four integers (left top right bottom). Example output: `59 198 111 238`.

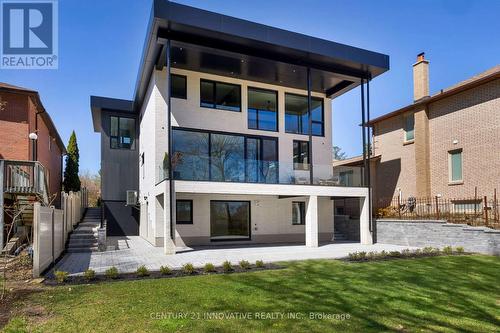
210 201 250 240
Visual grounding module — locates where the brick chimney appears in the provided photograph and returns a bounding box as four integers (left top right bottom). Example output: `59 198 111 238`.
413 52 429 101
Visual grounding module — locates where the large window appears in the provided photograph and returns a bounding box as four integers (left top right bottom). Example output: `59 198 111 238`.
176 200 193 224
171 74 187 99
449 149 463 183
292 202 305 225
248 87 278 131
293 140 309 170
404 112 415 142
110 116 136 149
285 93 324 136
172 130 209 180
200 79 241 112
172 128 278 183
210 201 250 240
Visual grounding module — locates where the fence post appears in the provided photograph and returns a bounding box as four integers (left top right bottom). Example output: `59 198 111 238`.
0 159 4 251
484 196 489 227
494 189 498 225
435 196 440 220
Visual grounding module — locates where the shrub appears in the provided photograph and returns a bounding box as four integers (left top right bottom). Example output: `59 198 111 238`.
204 263 216 273
401 249 412 257
222 260 233 273
348 252 358 261
442 246 453 255
239 260 251 269
413 249 422 256
105 267 119 279
357 251 367 260
255 260 265 268
159 265 172 275
379 250 388 258
455 246 465 254
388 251 401 258
432 247 441 256
182 263 195 275
83 269 95 281
367 251 377 260
136 265 150 277
422 247 434 255
54 270 69 283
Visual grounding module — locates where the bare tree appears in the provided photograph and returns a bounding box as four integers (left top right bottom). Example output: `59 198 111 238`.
79 170 101 206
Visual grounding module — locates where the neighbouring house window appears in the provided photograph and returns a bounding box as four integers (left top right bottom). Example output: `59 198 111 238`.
210 201 250 240
172 128 278 183
110 116 136 149
200 79 241 112
292 201 305 225
293 140 309 170
171 74 187 99
403 113 415 142
248 87 278 131
176 200 193 224
339 170 354 186
285 93 324 136
449 149 463 182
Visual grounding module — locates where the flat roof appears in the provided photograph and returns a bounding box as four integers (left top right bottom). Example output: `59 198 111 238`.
92 0 389 130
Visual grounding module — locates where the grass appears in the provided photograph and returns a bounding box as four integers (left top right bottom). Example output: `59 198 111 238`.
3 255 500 332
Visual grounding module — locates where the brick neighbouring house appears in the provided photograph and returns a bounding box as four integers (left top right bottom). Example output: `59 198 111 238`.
0 82 66 207
333 54 500 209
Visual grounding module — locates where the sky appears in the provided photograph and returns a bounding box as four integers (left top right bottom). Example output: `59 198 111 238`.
1 0 499 174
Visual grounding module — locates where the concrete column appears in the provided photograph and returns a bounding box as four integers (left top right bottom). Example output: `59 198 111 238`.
360 196 373 245
163 181 176 254
305 195 318 247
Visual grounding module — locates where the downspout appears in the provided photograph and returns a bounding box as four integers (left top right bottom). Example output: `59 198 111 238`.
361 79 366 187
166 39 175 242
307 67 313 184
367 79 373 235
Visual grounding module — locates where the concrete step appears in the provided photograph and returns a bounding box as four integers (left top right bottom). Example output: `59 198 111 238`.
68 242 98 248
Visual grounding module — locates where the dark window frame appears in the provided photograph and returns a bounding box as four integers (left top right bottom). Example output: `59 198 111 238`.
110 115 136 150
247 86 278 132
293 140 310 170
171 74 187 99
210 200 251 241
200 79 241 112
172 126 279 183
284 93 325 137
176 199 193 224
292 201 305 225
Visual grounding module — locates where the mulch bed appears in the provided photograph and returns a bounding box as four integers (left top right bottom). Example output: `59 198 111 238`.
44 263 284 286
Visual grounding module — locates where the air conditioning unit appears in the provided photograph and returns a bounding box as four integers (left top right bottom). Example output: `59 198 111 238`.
126 190 138 206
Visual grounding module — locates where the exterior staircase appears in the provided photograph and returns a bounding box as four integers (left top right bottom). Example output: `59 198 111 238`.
67 208 101 253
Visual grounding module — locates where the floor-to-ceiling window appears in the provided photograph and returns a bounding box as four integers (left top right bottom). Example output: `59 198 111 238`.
172 128 278 183
285 93 324 136
210 201 250 240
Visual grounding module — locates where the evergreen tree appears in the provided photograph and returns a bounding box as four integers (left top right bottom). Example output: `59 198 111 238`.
63 131 81 192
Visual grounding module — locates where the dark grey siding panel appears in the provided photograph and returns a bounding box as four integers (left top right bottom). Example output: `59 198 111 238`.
100 110 139 201
104 201 139 236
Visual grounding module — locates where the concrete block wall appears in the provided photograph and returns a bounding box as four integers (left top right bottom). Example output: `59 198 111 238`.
376 219 499 255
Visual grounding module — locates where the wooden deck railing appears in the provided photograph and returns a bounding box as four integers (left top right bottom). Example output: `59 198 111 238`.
0 159 49 204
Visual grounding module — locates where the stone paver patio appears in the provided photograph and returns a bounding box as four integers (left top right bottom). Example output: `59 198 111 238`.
52 236 416 276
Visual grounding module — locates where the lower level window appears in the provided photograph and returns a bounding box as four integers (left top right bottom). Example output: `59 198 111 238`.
210 201 250 240
176 200 193 224
449 149 463 182
292 201 305 225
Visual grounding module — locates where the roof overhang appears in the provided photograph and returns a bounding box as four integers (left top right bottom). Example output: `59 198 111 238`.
90 96 135 132
133 0 389 111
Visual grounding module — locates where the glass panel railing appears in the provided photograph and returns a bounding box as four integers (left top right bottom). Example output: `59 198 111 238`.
170 155 365 187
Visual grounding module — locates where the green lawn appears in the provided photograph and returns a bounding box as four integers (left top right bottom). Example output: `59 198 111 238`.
3 255 500 333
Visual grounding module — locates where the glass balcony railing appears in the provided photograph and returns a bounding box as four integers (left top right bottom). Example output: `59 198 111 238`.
157 155 365 187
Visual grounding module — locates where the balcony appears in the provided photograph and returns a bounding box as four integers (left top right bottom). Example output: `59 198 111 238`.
0 160 49 204
158 156 364 187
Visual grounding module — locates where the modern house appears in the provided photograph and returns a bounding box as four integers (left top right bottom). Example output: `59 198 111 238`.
91 0 389 253
0 82 66 251
334 54 500 209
